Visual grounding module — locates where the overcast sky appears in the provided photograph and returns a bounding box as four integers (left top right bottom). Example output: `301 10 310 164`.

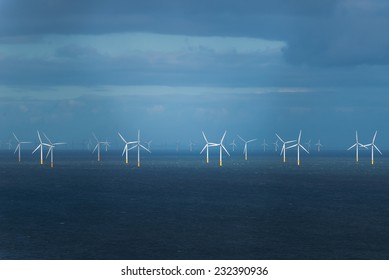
1 0 389 150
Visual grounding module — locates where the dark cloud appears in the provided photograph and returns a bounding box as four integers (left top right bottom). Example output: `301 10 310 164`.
2 0 389 67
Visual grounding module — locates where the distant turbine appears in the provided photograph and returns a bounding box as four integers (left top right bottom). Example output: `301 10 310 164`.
200 131 217 163
13 133 31 162
128 129 151 167
237 135 257 160
188 140 195 152
261 139 269 152
286 130 309 166
92 133 107 161
315 139 323 152
32 131 50 165
276 133 296 163
214 131 230 167
44 133 66 168
364 131 382 165
6 140 12 150
118 132 137 165
102 140 110 152
273 139 279 152
146 140 152 151
229 139 237 152
347 130 365 162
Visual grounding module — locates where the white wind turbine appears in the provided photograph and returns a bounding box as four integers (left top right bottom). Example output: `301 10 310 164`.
276 133 296 163
214 131 230 167
237 135 257 160
92 133 107 161
128 129 151 167
364 131 382 165
286 130 309 166
13 133 31 162
229 139 237 152
315 139 323 152
261 139 269 152
44 133 66 168
118 132 137 165
347 130 365 162
200 131 217 163
32 131 50 165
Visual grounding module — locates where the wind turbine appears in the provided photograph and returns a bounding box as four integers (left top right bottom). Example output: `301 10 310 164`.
102 140 110 152
92 133 106 161
213 131 230 167
188 140 195 152
128 129 151 167
364 131 382 165
273 139 279 152
200 131 217 163
118 132 137 165
286 130 309 166
229 139 237 152
32 131 50 165
261 139 269 152
6 139 12 150
276 133 296 163
44 133 66 168
347 130 365 162
237 135 257 160
13 133 31 162
315 139 323 152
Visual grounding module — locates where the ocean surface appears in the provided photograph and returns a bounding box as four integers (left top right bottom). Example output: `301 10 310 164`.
1 150 389 260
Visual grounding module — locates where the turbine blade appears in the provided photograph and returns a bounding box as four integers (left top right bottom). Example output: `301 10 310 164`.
118 132 127 143
13 132 20 143
237 135 245 142
37 131 42 144
92 143 98 153
347 143 357 150
140 144 151 153
221 131 227 144
202 131 208 143
280 145 285 156
43 133 52 144
92 133 98 142
287 144 298 150
375 145 383 155
222 145 230 156
14 144 20 154
32 145 40 154
373 130 377 143
247 139 257 143
300 144 309 154
122 145 127 157
128 145 137 151
275 133 284 143
200 144 207 154
46 147 52 159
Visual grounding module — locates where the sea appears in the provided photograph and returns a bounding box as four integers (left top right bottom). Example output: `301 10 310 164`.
1 150 389 260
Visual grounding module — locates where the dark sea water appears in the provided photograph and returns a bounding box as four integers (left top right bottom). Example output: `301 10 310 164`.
1 150 389 260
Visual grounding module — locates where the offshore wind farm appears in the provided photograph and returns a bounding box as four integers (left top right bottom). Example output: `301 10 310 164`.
1 128 389 260
2 0 389 264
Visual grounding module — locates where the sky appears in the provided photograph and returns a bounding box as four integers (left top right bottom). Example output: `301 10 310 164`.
1 0 389 150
